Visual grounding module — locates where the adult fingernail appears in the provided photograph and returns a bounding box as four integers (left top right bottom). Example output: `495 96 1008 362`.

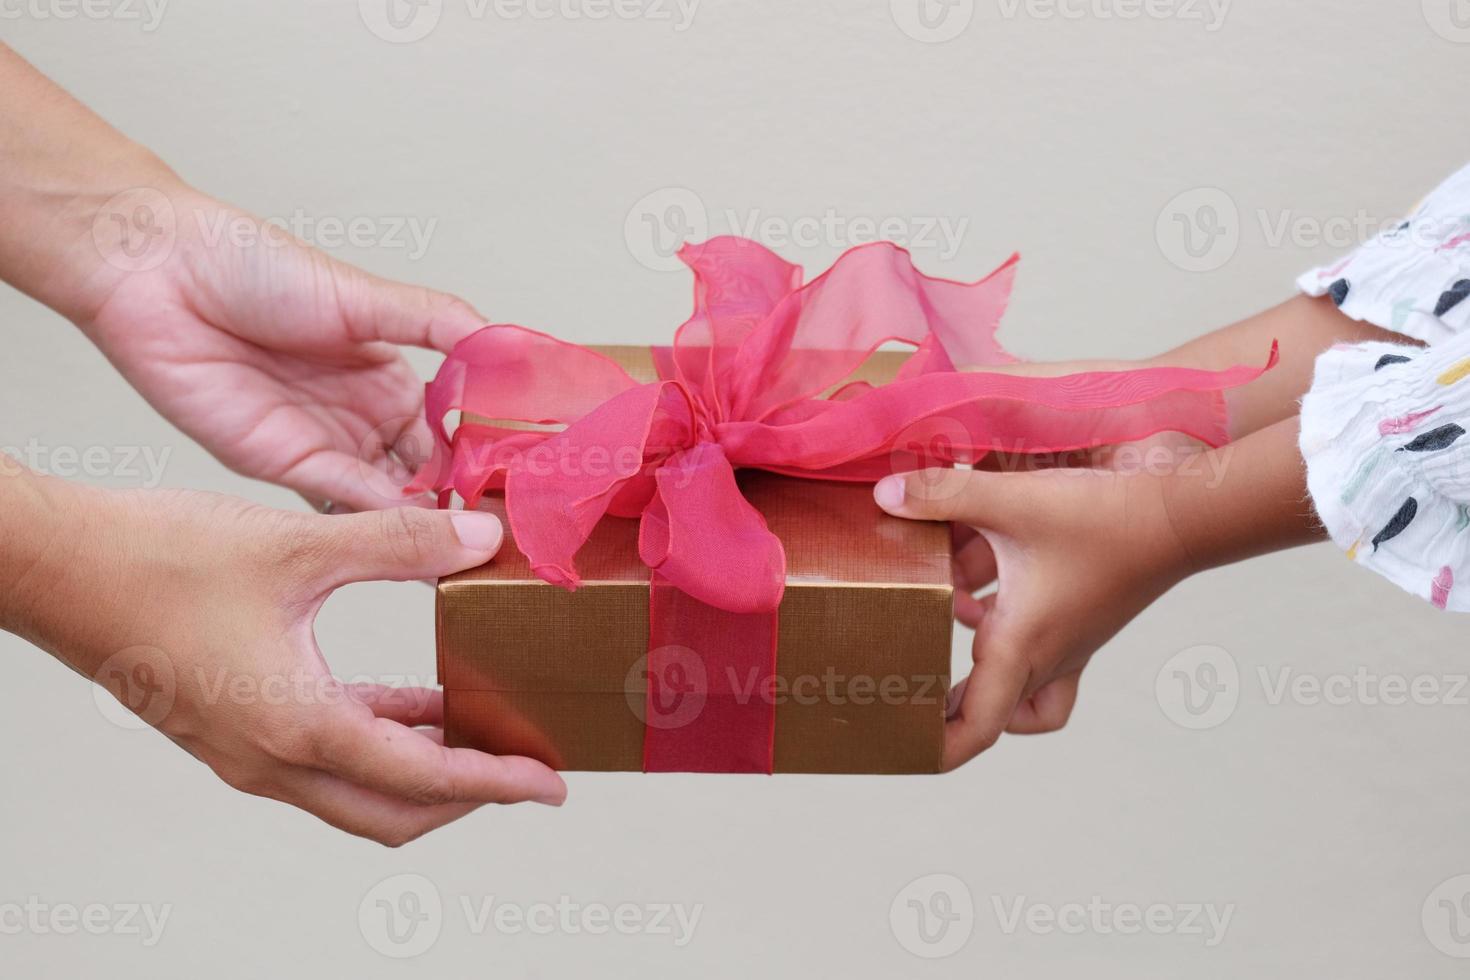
873 476 906 513
536 785 568 806
450 511 503 553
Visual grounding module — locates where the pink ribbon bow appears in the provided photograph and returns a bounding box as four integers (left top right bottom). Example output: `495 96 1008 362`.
413 236 1272 771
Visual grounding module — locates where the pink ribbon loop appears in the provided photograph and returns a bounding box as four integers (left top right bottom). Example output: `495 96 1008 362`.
639 442 786 614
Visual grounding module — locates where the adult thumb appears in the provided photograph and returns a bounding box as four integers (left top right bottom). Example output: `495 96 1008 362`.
315 508 504 587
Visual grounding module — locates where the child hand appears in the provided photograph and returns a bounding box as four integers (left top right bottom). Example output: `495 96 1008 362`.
873 464 1192 770
876 416 1317 770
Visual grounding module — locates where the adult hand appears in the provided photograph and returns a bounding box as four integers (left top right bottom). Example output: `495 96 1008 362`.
4 469 565 845
78 184 484 513
0 46 483 510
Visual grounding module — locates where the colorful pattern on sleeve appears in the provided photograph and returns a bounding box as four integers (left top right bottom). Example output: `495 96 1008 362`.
1300 333 1470 610
1298 163 1470 344
1298 162 1470 611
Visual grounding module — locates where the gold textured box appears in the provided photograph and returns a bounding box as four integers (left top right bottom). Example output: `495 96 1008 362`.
436 347 954 773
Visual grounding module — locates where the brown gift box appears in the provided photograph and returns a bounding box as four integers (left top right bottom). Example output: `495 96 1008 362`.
436 347 954 773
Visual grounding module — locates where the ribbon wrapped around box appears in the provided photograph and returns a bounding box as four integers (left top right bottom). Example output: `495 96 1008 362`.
414 236 1273 773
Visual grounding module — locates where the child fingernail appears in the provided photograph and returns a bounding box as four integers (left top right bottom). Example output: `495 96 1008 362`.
450 511 504 553
873 476 906 512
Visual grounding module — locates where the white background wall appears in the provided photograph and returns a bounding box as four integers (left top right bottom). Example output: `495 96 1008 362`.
3 1 1470 975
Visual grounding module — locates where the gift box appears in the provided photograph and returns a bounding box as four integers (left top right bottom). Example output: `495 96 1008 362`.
437 346 954 773
415 236 1271 775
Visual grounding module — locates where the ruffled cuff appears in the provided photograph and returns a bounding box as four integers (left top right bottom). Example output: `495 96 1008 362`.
1300 333 1470 610
1297 162 1470 344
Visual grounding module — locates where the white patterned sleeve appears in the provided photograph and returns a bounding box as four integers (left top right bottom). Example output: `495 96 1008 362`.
1297 162 1470 610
